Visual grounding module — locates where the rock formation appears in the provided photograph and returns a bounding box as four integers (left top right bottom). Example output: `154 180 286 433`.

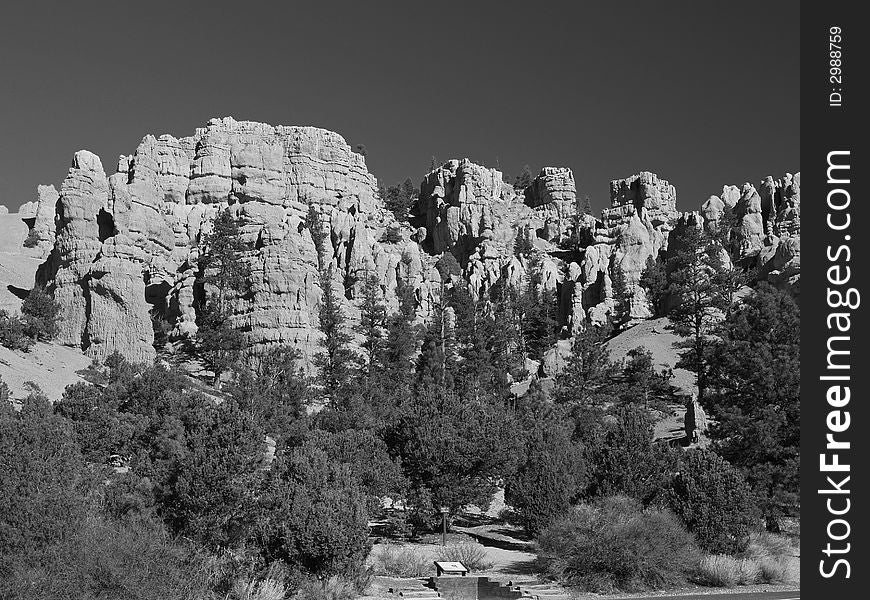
702 172 800 295
29 117 800 367
33 118 431 365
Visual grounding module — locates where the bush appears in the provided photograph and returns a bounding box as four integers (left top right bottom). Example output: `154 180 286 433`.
437 542 492 572
257 445 370 575
694 555 761 587
0 392 89 567
536 496 701 593
744 532 798 584
22 228 40 248
21 286 61 341
372 544 430 577
659 449 757 553
0 309 33 351
505 415 585 535
0 515 216 600
231 567 288 600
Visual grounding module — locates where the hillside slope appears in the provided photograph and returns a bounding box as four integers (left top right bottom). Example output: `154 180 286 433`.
0 212 90 400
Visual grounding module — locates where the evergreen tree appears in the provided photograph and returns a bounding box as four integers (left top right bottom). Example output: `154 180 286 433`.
659 449 757 554
523 254 558 360
0 392 90 569
385 386 521 522
554 325 621 445
306 204 329 270
20 285 61 341
256 444 370 575
667 224 729 403
639 255 668 317
314 268 359 405
355 274 388 385
620 347 672 408
610 265 632 331
162 397 264 549
450 281 506 400
587 404 677 502
304 428 407 513
505 407 586 535
196 208 250 385
703 283 800 531
514 164 533 190
229 345 309 445
385 272 420 382
379 177 419 222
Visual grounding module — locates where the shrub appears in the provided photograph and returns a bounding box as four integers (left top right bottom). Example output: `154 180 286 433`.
0 392 89 567
22 228 40 248
372 544 431 577
536 496 701 593
0 515 216 600
21 286 61 341
505 415 585 535
694 555 760 587
232 569 288 600
659 449 757 553
256 445 370 575
744 532 798 584
437 542 492 572
0 309 33 351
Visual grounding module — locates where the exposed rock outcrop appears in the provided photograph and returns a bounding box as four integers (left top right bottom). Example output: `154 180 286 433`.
31 117 799 367
35 118 422 365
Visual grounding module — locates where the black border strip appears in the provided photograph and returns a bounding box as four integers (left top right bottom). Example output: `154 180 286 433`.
801 2 866 596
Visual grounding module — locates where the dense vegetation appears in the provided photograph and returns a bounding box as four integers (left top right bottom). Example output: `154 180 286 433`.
0 209 799 596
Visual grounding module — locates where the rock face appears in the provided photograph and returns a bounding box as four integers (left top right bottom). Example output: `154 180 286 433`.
34 118 426 365
580 172 680 322
19 185 59 255
702 172 801 295
32 117 800 366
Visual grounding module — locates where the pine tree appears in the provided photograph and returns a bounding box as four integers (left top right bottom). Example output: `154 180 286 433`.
620 346 672 408
196 208 250 386
703 283 800 531
514 164 533 191
162 397 264 549
0 391 90 567
20 285 61 341
667 223 729 403
314 268 359 406
306 204 329 270
229 345 309 445
382 272 421 394
639 255 668 317
355 274 388 385
505 408 585 535
523 254 558 360
587 404 677 502
554 324 620 444
610 265 632 331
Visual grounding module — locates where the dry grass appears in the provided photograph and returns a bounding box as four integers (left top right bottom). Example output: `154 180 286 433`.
744 531 799 584
695 532 798 587
232 577 287 600
437 542 493 572
695 555 760 587
372 544 431 578
294 576 357 600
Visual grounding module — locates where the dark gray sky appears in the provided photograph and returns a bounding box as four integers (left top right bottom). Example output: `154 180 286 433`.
0 1 799 214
